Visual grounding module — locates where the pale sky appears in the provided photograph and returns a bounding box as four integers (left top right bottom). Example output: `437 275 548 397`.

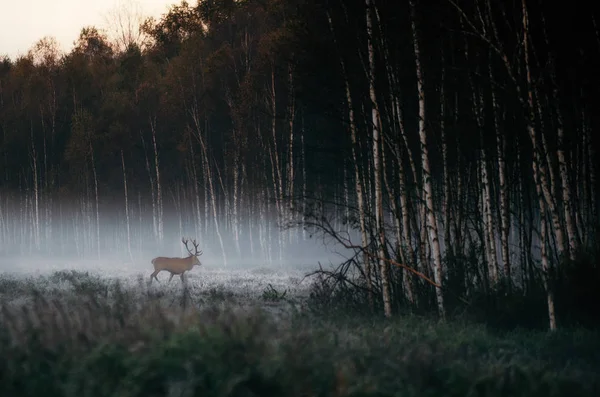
0 0 176 60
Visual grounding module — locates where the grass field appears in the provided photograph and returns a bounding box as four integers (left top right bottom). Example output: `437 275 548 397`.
1 262 599 397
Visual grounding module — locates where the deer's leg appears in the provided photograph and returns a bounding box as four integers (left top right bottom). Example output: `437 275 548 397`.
180 273 185 283
150 270 160 283
168 273 175 282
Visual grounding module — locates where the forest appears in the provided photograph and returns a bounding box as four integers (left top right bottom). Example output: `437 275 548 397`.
1 0 599 330
1 0 600 395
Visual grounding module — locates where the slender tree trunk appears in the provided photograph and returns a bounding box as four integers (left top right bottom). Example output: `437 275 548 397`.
539 13 580 256
188 128 202 242
140 129 157 245
326 9 374 311
491 72 511 285
121 150 133 262
481 151 499 286
554 103 578 259
88 141 100 259
29 122 40 251
287 63 296 212
410 0 445 318
202 139 209 237
454 109 464 256
383 139 413 305
518 154 528 292
270 65 285 263
521 0 557 329
301 116 307 241
150 116 163 245
397 143 417 304
232 145 241 257
440 70 452 260
576 118 587 243
192 114 227 267
377 5 417 303
366 0 392 317
521 0 565 260
476 87 499 286
587 120 597 241
536 161 557 330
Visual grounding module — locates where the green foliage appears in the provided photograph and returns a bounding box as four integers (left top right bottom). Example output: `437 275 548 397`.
305 246 600 333
306 269 374 317
1 271 599 397
552 247 600 329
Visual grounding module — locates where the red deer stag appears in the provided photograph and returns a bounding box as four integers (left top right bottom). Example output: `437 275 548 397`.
150 238 203 284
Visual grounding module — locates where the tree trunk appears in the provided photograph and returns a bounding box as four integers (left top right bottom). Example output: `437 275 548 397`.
301 115 307 241
287 63 296 213
521 0 565 260
89 141 100 260
140 129 157 245
29 121 40 251
326 9 374 311
441 71 452 260
150 116 163 245
121 150 133 262
366 0 392 317
489 59 511 284
188 127 202 242
410 0 445 319
270 65 285 264
536 161 557 330
192 113 227 267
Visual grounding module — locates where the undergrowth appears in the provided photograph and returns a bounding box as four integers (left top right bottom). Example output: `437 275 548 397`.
0 270 599 397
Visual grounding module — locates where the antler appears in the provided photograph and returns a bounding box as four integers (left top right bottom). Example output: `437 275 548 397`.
182 237 203 256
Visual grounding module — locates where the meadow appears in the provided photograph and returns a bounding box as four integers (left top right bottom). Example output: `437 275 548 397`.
0 261 599 397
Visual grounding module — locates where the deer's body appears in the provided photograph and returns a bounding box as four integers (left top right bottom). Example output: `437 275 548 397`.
150 239 203 283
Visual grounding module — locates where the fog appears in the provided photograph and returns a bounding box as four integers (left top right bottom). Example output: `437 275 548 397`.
0 195 354 288
0 186 545 293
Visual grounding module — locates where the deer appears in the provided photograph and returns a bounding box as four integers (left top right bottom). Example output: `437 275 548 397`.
150 238 203 284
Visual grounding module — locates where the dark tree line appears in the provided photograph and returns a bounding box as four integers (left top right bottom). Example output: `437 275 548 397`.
0 0 598 328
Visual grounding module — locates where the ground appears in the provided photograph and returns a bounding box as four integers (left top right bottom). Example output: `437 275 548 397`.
0 255 317 321
1 257 599 397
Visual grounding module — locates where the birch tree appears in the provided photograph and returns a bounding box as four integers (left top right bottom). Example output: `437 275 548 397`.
409 0 445 319
366 0 392 317
326 10 374 310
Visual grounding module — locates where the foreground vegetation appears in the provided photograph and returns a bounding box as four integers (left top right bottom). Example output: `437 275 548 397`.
0 270 598 397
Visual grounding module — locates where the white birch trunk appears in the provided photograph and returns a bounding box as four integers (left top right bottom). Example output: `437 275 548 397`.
441 76 452 260
301 119 307 241
553 90 578 259
269 68 284 263
150 117 163 245
481 152 499 286
29 123 40 251
326 10 374 310
287 63 296 212
490 67 511 283
521 0 565 259
522 0 557 329
233 154 241 257
535 162 557 330
191 112 227 266
121 150 133 262
410 0 445 319
366 0 392 317
89 141 100 259
140 130 157 244
189 129 202 242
